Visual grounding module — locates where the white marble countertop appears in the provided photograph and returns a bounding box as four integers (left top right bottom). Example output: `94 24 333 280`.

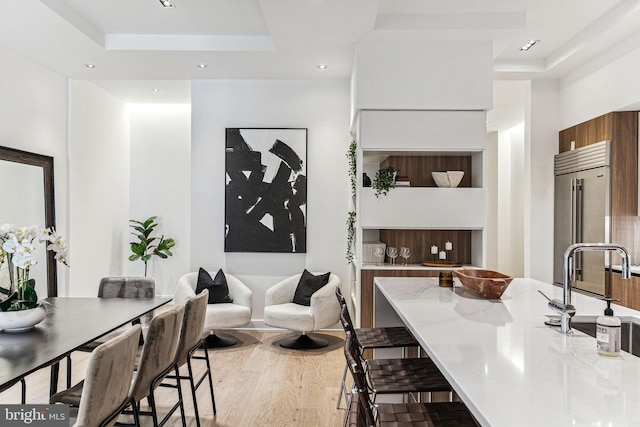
374 276 640 427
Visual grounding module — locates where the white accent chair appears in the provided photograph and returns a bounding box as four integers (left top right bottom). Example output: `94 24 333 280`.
175 272 252 347
263 273 341 349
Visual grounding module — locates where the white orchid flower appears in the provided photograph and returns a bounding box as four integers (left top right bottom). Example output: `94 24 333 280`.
0 223 16 235
17 239 35 256
37 226 52 243
14 226 28 240
2 237 19 254
12 252 37 269
54 252 68 265
1 223 69 311
25 225 40 240
54 236 65 248
47 241 62 253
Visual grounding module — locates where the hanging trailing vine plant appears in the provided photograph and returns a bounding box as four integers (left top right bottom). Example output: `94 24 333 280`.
372 166 397 197
346 140 357 198
346 211 356 264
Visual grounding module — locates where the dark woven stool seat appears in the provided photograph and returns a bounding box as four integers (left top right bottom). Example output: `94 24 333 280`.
336 287 421 410
346 334 477 427
356 327 418 350
376 401 477 427
366 358 451 394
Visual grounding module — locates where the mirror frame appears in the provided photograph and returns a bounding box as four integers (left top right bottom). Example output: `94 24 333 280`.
0 146 57 297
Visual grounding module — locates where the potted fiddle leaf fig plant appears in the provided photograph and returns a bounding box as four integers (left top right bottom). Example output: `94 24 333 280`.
129 216 175 276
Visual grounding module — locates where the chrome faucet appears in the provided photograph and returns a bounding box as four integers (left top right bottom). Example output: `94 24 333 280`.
559 243 631 334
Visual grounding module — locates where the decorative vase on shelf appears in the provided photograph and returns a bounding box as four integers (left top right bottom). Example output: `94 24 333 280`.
0 223 68 332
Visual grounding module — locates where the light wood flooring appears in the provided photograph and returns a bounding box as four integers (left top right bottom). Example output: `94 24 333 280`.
0 331 348 426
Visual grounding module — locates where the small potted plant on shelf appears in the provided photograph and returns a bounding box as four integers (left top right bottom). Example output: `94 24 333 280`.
372 166 397 197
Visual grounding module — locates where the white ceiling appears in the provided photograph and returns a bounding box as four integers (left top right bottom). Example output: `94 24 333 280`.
2 0 640 130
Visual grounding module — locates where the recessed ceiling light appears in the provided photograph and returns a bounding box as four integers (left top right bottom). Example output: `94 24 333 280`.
197 64 208 69
519 40 539 52
316 64 328 70
85 64 96 69
150 88 160 93
159 0 175 8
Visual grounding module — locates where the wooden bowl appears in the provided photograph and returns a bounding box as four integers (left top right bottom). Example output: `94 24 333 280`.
454 269 513 299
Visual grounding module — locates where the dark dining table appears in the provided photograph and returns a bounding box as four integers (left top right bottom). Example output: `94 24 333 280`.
0 296 172 397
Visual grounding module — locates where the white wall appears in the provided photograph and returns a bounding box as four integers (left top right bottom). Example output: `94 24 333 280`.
352 41 492 117
525 80 559 282
485 132 499 270
560 44 640 128
496 124 525 277
0 46 70 295
191 79 351 324
68 81 130 296
127 104 192 296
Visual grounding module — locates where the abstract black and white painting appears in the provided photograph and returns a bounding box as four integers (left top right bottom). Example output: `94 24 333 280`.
225 128 307 253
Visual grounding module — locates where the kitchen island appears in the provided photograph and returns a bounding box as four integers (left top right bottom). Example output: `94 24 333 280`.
374 276 640 427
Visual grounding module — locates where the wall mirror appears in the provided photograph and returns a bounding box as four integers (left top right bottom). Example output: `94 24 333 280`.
0 146 57 297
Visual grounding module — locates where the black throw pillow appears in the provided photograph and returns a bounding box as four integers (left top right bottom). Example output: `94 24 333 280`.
195 268 233 304
292 269 331 306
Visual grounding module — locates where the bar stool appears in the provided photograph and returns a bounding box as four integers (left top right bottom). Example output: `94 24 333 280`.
343 326 451 402
52 307 186 427
125 305 186 426
65 276 155 388
345 331 477 427
163 288 216 427
335 287 419 409
50 325 142 426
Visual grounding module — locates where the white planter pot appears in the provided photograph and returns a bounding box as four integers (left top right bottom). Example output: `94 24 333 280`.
0 305 46 332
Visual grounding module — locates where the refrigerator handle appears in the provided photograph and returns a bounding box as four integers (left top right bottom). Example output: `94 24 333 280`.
570 178 577 244
573 178 584 280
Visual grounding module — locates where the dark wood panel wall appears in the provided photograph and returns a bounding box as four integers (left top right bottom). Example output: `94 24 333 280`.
559 111 639 306
378 229 472 265
381 156 472 187
559 113 613 152
611 272 640 310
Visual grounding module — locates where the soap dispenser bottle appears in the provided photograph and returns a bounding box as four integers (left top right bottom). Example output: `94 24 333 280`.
596 297 621 356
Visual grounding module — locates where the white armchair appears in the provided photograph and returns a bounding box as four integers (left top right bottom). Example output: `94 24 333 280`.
175 271 252 347
263 272 341 349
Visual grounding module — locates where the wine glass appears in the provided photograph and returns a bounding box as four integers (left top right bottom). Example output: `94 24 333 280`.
400 247 411 265
373 247 385 266
386 247 398 266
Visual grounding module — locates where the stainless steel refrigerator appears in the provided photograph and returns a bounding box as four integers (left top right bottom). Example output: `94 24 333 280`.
553 140 611 295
